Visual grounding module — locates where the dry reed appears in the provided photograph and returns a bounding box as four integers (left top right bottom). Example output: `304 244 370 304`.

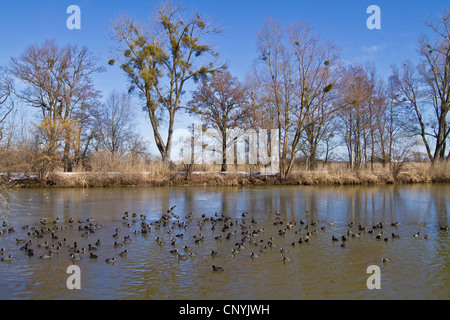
6 156 450 188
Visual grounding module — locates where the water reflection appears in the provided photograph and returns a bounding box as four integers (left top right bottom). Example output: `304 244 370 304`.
0 184 448 299
6 184 449 227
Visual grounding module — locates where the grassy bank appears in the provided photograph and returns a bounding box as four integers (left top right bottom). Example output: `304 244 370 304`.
4 161 449 188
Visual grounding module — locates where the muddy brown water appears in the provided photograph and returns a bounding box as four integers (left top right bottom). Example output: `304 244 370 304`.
0 184 448 299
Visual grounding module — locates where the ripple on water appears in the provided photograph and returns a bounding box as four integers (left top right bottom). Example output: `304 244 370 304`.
1 185 449 299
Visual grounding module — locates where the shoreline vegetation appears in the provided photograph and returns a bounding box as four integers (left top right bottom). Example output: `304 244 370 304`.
3 161 449 188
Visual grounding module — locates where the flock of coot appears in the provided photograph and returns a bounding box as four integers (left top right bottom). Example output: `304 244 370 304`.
1 206 448 272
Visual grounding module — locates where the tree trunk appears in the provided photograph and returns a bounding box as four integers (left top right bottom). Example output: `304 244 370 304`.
434 110 448 161
221 131 227 172
309 145 318 171
147 103 167 162
63 134 72 172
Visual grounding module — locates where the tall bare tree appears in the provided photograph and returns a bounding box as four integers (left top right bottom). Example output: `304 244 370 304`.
99 91 136 156
336 64 373 170
188 69 249 171
10 40 103 172
391 10 450 162
111 1 224 163
255 18 340 178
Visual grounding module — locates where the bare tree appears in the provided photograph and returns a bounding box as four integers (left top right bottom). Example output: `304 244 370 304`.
255 17 287 177
246 71 279 131
188 69 249 171
301 97 340 170
366 76 410 170
390 10 450 163
99 91 135 156
0 67 15 142
255 18 340 178
335 64 373 170
10 40 103 172
110 1 224 164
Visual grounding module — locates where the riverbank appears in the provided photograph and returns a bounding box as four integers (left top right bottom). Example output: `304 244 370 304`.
3 162 450 188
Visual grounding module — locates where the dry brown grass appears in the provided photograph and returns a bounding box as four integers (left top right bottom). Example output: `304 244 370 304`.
42 151 172 187
285 161 450 186
8 158 450 188
403 161 450 183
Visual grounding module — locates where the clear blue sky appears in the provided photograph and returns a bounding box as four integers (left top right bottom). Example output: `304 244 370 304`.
0 0 448 155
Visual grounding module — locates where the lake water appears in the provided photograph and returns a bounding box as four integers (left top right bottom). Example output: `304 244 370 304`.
0 184 448 300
